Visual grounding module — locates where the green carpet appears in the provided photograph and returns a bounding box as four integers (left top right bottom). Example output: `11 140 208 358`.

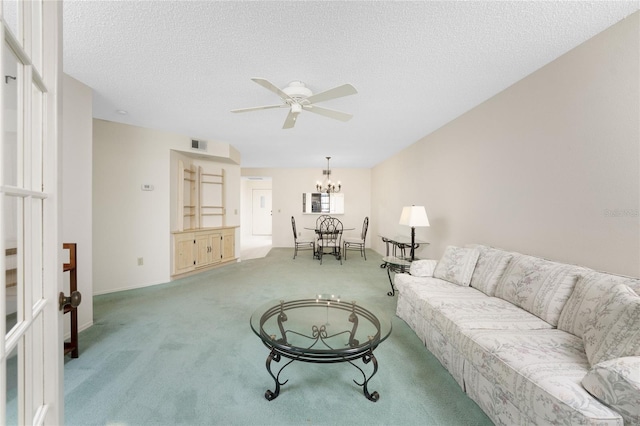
64 248 492 425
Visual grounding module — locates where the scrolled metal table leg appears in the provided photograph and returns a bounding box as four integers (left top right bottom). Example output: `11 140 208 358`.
386 266 395 296
265 349 292 401
350 349 380 402
361 351 380 401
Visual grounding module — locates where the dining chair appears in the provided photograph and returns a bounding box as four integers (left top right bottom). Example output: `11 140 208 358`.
291 216 315 259
315 215 332 228
317 217 343 265
314 214 332 247
343 216 369 261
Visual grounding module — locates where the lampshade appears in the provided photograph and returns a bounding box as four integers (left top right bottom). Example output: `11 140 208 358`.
399 206 430 227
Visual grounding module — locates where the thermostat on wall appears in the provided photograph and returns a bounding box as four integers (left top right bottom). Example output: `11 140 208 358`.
141 184 154 191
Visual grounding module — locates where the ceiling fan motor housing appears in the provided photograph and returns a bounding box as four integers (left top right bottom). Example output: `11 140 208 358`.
282 81 312 100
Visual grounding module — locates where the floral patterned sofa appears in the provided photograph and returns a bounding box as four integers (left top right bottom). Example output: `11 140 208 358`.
394 244 640 425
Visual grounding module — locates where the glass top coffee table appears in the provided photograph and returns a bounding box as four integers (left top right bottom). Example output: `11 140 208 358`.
250 295 392 402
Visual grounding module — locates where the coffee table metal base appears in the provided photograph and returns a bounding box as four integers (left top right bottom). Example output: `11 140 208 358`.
253 298 386 402
263 346 380 402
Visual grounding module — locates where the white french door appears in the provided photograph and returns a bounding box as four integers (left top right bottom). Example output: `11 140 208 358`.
1 1 62 425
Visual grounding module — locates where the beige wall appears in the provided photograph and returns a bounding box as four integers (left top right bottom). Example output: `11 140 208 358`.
93 120 240 294
241 168 372 248
372 12 639 277
62 74 93 333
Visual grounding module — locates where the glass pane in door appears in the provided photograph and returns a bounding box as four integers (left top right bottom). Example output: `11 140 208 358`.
29 198 42 304
5 345 19 425
29 315 44 421
2 0 20 42
4 195 20 336
3 42 19 187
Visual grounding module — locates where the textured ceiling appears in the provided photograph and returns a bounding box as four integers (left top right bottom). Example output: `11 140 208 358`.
63 1 639 168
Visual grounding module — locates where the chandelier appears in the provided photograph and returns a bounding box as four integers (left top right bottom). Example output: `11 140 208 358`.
315 156 341 193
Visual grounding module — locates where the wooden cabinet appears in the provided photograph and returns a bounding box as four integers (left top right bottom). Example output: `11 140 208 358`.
222 228 235 261
172 226 237 277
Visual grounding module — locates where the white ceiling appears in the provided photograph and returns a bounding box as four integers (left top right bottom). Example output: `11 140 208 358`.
63 1 639 169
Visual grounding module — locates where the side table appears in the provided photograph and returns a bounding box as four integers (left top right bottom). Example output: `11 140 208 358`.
381 256 412 296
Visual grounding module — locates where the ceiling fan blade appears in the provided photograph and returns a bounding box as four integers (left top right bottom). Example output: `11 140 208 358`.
302 105 353 122
231 104 285 113
282 110 299 129
251 78 294 102
305 83 357 104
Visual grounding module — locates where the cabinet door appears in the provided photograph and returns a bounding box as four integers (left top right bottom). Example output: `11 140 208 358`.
195 234 213 266
174 233 195 274
196 231 223 267
222 231 235 260
211 233 223 263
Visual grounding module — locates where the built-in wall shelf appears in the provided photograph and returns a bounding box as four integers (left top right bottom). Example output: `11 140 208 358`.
174 159 237 278
200 169 225 228
177 160 227 231
178 162 198 229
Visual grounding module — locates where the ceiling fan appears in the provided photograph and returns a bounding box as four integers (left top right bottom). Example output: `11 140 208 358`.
231 78 357 129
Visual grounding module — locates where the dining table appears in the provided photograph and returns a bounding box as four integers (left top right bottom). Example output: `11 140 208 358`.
305 225 356 261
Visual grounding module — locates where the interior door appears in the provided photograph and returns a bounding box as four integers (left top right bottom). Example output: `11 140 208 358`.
251 189 272 236
1 2 63 425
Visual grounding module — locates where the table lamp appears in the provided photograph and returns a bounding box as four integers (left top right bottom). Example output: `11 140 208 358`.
399 205 430 260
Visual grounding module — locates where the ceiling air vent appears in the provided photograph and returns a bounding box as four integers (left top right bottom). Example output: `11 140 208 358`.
191 139 207 151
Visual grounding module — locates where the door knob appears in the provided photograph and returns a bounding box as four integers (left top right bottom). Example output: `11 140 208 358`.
59 291 82 311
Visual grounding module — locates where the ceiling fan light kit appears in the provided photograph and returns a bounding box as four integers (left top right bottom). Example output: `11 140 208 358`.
231 78 357 129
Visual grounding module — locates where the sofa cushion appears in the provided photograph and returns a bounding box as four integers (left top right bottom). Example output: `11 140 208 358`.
469 245 513 296
583 284 640 366
558 271 640 338
395 274 485 324
395 274 480 301
459 329 622 424
430 297 554 339
433 246 480 286
409 259 437 277
582 357 640 425
494 253 584 326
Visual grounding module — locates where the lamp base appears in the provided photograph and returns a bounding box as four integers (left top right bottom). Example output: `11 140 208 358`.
410 227 416 261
